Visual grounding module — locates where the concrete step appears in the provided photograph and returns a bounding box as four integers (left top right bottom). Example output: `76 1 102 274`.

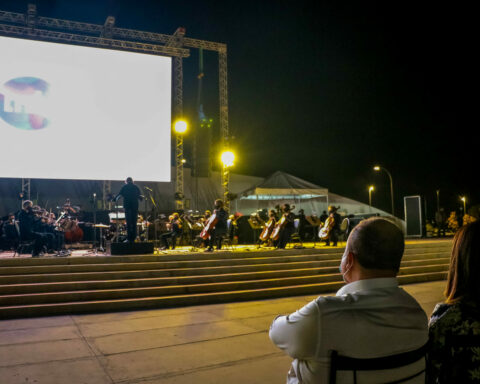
0 250 451 277
0 271 447 319
0 264 449 306
0 240 452 319
0 242 452 267
0 256 450 285
0 259 449 294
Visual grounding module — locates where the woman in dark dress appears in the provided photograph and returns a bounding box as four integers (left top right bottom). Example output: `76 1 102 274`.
427 220 480 383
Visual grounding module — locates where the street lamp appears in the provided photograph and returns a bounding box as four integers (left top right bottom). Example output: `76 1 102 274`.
460 196 466 214
368 185 375 207
373 165 395 216
220 150 235 211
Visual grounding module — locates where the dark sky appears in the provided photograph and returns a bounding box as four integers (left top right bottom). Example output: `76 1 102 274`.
1 0 476 217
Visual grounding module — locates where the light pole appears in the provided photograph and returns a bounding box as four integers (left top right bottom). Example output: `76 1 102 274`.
220 150 235 212
373 165 394 216
460 196 466 214
368 185 374 208
174 120 188 209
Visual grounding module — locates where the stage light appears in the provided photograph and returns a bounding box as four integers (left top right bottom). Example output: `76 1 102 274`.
460 196 466 213
221 150 235 167
181 159 186 164
174 120 188 134
373 166 380 171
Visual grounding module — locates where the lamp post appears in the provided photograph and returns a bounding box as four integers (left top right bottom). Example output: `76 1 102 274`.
460 196 466 214
174 120 188 209
368 185 374 208
220 150 235 212
373 165 394 216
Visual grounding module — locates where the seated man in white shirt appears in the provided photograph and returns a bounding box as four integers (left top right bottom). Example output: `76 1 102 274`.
269 217 428 383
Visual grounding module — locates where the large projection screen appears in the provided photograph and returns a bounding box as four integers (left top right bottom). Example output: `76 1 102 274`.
0 35 171 182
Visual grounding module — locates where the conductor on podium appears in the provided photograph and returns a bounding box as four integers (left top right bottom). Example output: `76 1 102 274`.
115 177 143 242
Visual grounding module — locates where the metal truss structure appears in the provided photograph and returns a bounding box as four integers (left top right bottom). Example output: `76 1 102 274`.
21 178 31 207
0 4 231 211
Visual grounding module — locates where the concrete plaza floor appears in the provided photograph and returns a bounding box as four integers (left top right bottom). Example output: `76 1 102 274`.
0 280 446 384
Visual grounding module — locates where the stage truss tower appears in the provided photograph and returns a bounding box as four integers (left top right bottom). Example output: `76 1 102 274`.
0 4 231 211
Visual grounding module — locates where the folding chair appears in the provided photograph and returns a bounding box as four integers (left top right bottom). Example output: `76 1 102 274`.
329 342 428 384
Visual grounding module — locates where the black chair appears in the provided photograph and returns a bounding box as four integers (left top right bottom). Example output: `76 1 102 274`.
329 342 429 384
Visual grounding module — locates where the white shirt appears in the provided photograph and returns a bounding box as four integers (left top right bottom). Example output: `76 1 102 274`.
269 278 428 383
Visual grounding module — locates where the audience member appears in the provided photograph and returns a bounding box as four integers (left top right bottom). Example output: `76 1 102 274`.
269 217 428 383
426 220 480 383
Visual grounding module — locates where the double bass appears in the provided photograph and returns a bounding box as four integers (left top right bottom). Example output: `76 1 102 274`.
199 212 218 240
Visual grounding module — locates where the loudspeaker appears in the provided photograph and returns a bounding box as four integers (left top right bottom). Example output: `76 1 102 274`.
404 195 423 237
110 241 154 255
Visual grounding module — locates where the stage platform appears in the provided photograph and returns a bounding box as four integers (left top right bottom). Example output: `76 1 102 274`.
0 239 452 319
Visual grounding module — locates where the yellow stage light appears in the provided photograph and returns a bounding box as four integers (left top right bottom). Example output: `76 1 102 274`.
221 151 235 167
173 120 188 134
369 185 375 192
373 166 380 171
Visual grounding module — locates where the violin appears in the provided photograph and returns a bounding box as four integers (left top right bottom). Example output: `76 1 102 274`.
199 212 218 240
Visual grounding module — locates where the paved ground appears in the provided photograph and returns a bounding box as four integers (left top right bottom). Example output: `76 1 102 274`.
0 280 446 384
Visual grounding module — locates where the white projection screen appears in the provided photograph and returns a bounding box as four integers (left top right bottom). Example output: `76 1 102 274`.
0 35 171 182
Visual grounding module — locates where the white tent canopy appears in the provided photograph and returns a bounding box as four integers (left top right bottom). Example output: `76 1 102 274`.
231 171 396 222
239 171 328 200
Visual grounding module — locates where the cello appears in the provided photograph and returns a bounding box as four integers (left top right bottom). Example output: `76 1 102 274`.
270 215 286 241
200 212 218 240
318 215 335 240
259 218 275 242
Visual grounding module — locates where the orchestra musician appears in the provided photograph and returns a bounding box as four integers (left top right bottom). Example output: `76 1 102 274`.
325 205 341 247
275 203 295 249
203 210 212 223
259 209 277 246
205 199 228 252
63 198 78 216
227 214 238 243
0 213 19 250
159 213 182 250
32 207 56 252
18 200 49 257
115 177 143 243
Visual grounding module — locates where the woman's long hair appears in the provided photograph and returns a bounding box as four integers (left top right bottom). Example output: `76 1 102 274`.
445 220 480 304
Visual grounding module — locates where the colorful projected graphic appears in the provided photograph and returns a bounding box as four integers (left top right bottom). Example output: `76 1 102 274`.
0 77 49 130
0 35 171 181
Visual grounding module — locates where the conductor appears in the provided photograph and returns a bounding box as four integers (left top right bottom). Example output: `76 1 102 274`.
115 177 143 243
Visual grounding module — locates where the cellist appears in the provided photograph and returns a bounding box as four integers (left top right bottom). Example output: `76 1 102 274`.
204 199 228 252
325 206 341 247
275 204 295 249
259 209 277 246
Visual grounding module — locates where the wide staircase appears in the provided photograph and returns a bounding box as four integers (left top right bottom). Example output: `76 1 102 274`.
0 240 451 319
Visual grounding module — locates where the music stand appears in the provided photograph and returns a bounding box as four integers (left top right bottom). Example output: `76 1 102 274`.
306 215 321 248
248 217 264 248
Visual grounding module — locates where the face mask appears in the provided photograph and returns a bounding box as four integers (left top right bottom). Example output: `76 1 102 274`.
339 253 352 282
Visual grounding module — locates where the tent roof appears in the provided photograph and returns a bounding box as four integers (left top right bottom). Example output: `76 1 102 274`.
239 171 328 199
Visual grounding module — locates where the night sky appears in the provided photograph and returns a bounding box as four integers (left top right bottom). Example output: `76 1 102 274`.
0 0 476 218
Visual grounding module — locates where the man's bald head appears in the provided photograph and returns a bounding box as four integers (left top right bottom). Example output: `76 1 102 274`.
347 217 404 272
